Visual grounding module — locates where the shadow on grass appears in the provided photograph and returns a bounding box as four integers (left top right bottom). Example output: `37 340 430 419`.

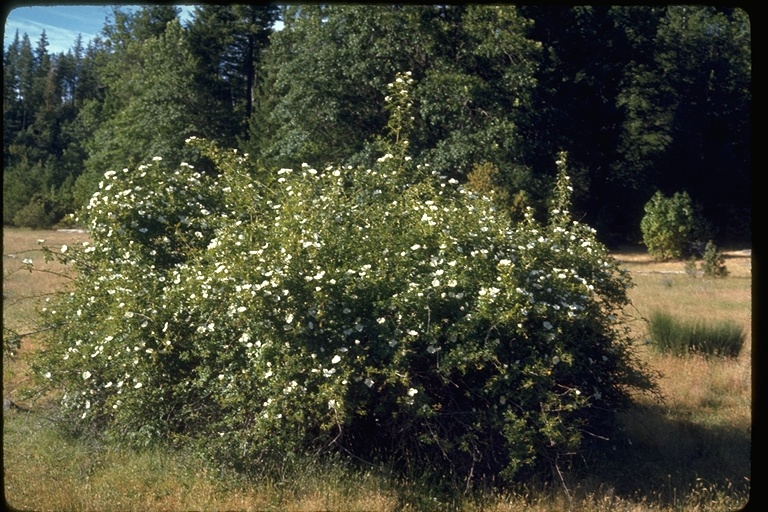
3 401 753 511
575 402 751 507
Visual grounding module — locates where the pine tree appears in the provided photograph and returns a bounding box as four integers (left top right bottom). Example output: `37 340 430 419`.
183 4 280 150
256 5 541 176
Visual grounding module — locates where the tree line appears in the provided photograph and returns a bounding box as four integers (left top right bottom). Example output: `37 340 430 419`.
3 4 751 246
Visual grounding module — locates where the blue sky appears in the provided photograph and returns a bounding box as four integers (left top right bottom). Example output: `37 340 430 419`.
3 4 196 54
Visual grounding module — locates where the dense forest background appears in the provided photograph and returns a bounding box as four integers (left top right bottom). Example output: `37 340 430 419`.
3 5 751 246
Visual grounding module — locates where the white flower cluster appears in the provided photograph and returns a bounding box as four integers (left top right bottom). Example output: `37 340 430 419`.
43 134 632 460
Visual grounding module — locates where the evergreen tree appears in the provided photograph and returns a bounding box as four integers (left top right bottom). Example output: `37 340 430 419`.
618 6 751 243
3 31 23 166
3 31 76 226
15 33 35 131
186 4 280 147
102 4 180 50
256 4 541 181
72 6 196 204
2 5 750 240
518 6 663 242
79 19 213 182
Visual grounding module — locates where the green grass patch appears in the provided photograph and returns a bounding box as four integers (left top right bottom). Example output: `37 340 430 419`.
648 310 745 358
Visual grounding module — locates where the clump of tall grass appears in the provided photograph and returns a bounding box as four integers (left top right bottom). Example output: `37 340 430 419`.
647 311 745 357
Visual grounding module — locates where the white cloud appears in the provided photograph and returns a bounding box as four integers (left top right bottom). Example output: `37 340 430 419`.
4 6 109 54
3 5 197 55
4 5 277 55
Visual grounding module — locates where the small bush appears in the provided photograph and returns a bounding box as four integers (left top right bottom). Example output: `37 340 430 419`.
701 240 729 277
640 190 707 261
648 311 744 357
684 257 698 277
12 196 57 229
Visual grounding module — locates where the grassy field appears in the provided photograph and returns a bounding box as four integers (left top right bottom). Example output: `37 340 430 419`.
3 228 752 511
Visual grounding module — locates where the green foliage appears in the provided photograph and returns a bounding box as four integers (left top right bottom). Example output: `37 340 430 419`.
187 4 279 138
519 6 750 243
3 166 35 226
3 330 22 358
464 162 509 212
4 6 751 244
3 28 87 228
11 195 57 229
258 5 541 177
640 190 706 261
81 20 214 183
465 161 537 223
3 152 74 228
648 311 744 358
701 240 729 278
684 257 698 277
684 240 729 278
616 6 751 243
31 120 656 487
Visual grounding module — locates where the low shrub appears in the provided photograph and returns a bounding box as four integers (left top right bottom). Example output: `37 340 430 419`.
648 311 744 357
640 190 707 261
701 240 729 278
12 195 57 229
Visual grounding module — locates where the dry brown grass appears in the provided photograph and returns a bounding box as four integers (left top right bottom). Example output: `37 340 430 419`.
3 228 88 407
3 231 753 511
617 245 751 366
3 411 400 512
609 245 752 511
3 228 86 331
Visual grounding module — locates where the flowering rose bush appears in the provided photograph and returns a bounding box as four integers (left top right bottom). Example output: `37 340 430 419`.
31 74 656 484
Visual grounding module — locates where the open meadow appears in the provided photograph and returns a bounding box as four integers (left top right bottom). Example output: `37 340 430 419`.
3 228 752 511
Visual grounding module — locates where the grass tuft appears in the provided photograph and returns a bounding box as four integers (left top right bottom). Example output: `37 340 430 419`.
648 310 745 358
